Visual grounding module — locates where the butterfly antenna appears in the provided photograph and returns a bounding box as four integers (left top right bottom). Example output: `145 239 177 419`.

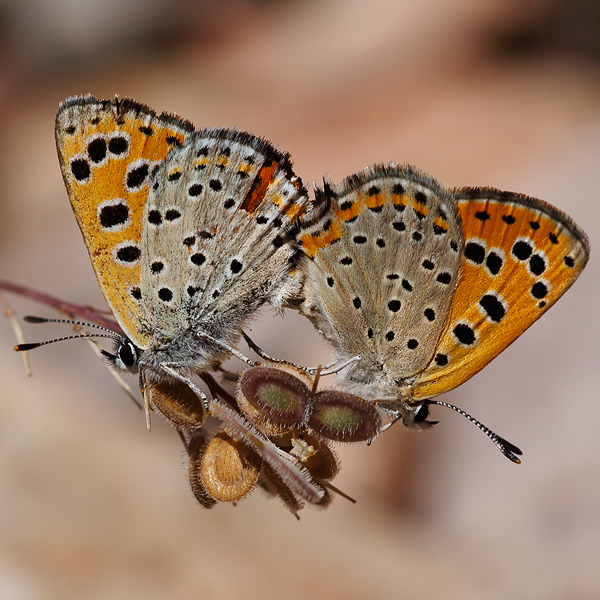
15 332 120 352
428 400 522 463
21 315 120 334
19 314 144 411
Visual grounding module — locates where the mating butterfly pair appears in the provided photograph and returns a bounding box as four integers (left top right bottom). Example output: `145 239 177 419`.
17 95 589 510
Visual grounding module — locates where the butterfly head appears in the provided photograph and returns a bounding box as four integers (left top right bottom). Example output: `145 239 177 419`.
377 399 439 431
378 396 522 463
13 315 142 375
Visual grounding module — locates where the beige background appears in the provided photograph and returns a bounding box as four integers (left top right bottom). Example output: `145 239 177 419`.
0 0 599 598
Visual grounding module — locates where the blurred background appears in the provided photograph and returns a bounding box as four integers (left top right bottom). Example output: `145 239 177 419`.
0 0 599 598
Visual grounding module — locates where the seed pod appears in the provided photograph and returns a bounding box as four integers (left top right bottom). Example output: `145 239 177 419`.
187 431 217 509
145 377 205 429
233 399 290 437
309 390 382 443
237 366 311 430
200 432 262 503
264 362 314 388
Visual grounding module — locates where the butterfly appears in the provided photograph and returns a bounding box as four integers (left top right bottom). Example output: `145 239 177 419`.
292 164 590 460
52 95 310 426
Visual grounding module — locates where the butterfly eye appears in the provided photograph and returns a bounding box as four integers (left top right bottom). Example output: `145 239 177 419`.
413 403 430 423
400 402 438 430
116 340 139 372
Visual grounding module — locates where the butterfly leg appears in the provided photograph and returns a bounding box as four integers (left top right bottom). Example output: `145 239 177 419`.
243 330 361 377
319 355 361 376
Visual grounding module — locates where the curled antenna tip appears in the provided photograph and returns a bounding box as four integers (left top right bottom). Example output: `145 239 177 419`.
23 315 49 323
15 343 40 351
496 437 523 463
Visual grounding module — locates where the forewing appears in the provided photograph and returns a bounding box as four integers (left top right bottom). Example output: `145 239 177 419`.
55 96 194 347
411 188 590 399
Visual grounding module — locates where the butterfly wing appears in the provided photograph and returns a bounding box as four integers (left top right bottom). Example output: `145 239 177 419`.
411 187 590 400
55 96 194 348
140 128 309 356
297 164 463 394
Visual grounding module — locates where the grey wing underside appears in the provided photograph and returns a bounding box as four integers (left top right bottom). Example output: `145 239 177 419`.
301 165 464 384
140 129 308 345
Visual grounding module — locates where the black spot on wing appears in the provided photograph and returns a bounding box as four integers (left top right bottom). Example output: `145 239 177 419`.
158 288 173 302
485 251 503 276
116 245 140 263
465 242 485 265
479 294 506 323
151 261 164 274
127 164 149 189
99 202 128 229
108 136 128 155
453 323 476 346
188 183 203 197
148 210 162 225
435 353 448 366
388 300 401 312
87 138 107 163
71 158 90 181
512 240 533 261
531 281 549 299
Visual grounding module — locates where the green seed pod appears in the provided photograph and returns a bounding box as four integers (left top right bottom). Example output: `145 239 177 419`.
309 390 382 443
237 366 311 428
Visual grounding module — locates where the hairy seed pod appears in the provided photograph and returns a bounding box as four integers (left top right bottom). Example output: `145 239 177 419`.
309 390 382 443
263 362 314 388
145 377 205 429
237 366 311 429
233 398 290 437
187 431 217 509
200 432 262 502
